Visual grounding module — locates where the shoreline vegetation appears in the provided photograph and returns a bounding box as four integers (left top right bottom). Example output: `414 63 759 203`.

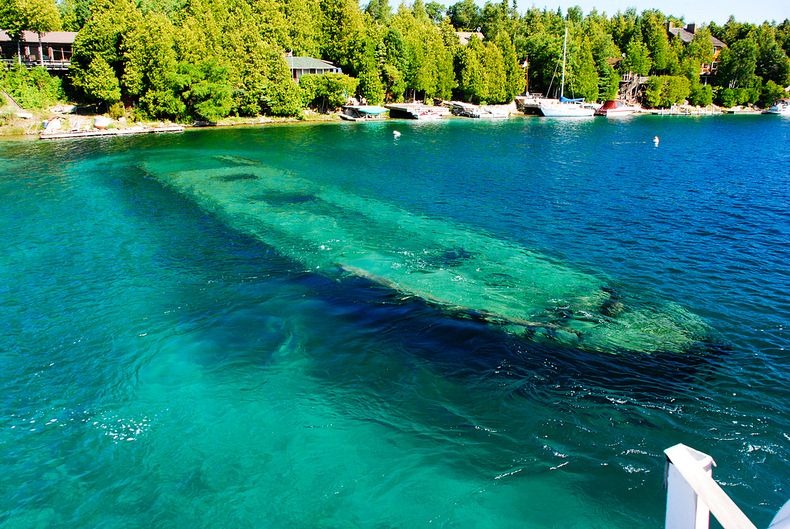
1 0 788 136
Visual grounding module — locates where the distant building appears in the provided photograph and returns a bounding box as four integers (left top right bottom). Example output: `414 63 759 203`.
0 30 76 71
455 31 485 46
285 54 342 82
666 22 726 77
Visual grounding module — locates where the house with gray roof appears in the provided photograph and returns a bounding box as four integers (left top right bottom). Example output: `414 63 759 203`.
667 22 726 77
285 55 342 82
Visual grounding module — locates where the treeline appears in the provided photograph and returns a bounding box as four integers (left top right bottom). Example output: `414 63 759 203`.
2 0 789 121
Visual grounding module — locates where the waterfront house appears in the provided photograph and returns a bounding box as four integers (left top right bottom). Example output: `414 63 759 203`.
0 30 76 71
667 22 726 78
285 54 342 82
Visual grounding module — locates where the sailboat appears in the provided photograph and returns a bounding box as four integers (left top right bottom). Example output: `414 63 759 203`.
538 27 595 118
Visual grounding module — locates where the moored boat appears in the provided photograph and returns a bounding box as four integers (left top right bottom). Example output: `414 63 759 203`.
765 99 790 115
538 28 594 118
539 98 595 117
448 101 511 119
339 105 388 121
594 100 639 117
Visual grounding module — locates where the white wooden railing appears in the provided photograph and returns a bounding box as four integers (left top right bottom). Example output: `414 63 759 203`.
664 444 757 529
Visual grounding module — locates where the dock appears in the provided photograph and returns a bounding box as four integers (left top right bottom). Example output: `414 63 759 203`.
384 103 449 120
40 125 185 140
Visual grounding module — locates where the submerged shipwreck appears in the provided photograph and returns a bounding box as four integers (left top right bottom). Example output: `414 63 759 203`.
144 157 713 355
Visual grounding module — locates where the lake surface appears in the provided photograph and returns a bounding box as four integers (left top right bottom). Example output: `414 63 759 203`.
1 116 787 528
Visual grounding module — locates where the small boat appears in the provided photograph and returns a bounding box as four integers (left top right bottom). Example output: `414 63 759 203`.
765 99 790 115
595 100 639 117
538 27 594 118
449 101 511 119
339 105 388 121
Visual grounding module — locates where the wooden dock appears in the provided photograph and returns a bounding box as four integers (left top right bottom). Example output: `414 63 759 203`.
40 125 185 140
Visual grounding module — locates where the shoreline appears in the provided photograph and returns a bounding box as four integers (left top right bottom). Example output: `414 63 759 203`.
0 103 773 140
0 110 343 140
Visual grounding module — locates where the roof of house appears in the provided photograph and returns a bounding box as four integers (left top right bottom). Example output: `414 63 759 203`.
0 31 77 44
285 56 340 70
667 26 726 48
455 31 485 45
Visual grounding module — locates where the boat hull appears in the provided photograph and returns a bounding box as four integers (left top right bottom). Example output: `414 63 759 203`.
539 102 595 117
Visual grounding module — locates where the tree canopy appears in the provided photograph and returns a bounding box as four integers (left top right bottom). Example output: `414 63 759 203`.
8 0 788 118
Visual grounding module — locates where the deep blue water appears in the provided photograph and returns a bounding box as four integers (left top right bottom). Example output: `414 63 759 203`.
0 115 787 528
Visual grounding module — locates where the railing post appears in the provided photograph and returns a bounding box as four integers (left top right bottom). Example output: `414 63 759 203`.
664 444 757 529
665 445 715 529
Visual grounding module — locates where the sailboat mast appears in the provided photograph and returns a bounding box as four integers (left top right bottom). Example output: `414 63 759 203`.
560 26 567 100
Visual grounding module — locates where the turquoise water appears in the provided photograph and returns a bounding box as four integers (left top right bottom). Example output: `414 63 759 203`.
1 116 787 528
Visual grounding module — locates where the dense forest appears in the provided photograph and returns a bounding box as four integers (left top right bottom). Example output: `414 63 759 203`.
2 0 789 121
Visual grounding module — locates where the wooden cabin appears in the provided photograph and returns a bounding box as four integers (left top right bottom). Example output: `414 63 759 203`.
0 30 76 71
285 55 342 82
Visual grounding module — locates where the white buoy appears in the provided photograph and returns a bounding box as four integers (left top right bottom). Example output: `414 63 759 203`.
393 130 401 138
653 135 660 147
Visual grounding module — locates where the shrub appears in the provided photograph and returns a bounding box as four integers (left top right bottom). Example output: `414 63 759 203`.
0 65 64 110
689 84 713 107
299 73 359 112
108 101 126 119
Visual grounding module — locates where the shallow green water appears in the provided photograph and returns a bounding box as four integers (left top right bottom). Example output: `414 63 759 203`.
0 116 787 528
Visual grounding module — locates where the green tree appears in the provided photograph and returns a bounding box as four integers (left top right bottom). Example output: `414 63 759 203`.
69 0 142 101
608 8 638 52
494 31 524 100
447 0 481 30
753 25 790 86
286 0 322 56
425 2 445 24
74 55 121 107
641 10 676 73
622 38 651 75
688 83 712 106
356 32 385 104
586 14 621 100
59 0 93 31
518 12 564 97
458 35 486 101
717 37 758 88
644 75 689 107
320 0 366 74
365 0 391 22
122 12 183 119
567 33 599 101
176 60 233 122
